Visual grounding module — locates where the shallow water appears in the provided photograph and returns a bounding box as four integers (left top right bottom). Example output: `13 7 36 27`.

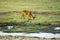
0 31 60 38
54 27 60 30
0 26 60 38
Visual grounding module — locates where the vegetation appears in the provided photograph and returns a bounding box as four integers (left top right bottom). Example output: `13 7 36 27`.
0 0 60 12
0 0 60 33
0 36 59 40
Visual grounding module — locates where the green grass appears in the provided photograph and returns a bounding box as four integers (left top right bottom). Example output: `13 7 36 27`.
0 12 60 24
0 12 60 33
0 0 60 12
3 25 48 33
0 0 60 33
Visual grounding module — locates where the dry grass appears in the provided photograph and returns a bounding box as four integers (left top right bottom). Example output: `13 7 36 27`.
0 36 60 40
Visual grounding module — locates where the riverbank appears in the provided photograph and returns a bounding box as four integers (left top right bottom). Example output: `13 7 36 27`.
0 11 60 33
0 36 60 40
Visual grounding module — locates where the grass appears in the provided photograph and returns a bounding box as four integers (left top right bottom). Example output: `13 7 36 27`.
0 0 60 33
0 0 60 12
0 12 60 24
0 12 60 33
0 36 59 40
3 25 49 33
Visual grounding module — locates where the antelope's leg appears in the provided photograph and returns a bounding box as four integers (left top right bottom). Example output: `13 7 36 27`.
26 15 32 23
21 14 25 19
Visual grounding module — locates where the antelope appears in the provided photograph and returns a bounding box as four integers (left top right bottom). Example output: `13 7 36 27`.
21 10 36 20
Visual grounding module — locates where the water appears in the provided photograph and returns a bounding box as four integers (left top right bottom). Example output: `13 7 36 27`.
0 26 60 38
7 26 14 30
54 27 60 30
0 31 60 38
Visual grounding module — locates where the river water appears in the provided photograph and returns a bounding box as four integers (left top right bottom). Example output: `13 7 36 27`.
0 26 60 38
0 31 60 38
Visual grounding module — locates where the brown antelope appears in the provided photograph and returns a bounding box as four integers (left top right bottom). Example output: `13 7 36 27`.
21 10 36 20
